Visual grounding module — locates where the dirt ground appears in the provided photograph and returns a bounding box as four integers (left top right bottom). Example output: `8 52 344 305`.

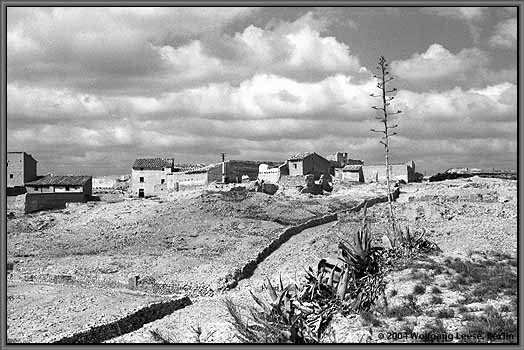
7 177 517 343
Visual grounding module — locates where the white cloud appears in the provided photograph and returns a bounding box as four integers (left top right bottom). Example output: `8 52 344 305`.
122 73 375 120
391 44 488 83
7 7 257 88
8 9 365 93
395 82 516 124
490 18 517 49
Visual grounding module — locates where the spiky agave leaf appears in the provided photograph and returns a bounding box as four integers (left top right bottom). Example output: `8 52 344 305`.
265 277 278 302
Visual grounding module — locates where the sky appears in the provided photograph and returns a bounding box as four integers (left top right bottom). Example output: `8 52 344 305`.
6 6 518 176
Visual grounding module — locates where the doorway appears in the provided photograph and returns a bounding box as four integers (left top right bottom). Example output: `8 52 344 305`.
138 189 144 198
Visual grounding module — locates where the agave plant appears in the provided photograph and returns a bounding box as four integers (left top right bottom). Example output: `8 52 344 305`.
225 276 336 343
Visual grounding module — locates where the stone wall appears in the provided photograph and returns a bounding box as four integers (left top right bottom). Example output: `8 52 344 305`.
54 297 191 344
258 168 281 184
278 175 305 188
25 192 87 213
362 163 414 183
166 172 208 189
223 187 400 290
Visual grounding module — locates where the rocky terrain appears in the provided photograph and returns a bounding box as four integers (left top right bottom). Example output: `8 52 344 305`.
7 176 517 343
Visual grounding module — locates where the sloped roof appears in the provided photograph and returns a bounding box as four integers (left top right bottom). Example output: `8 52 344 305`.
26 175 91 186
288 152 315 161
132 158 174 170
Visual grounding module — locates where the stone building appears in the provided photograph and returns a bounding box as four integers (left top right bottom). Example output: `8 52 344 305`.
7 152 38 194
207 160 281 184
361 161 416 183
335 164 364 182
131 158 175 198
327 152 364 168
287 152 332 179
24 175 92 212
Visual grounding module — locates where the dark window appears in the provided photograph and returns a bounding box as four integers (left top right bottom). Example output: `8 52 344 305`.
9 174 13 179
161 179 165 184
293 164 297 169
139 177 144 183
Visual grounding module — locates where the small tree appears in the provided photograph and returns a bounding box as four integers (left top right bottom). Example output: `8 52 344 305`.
370 56 402 240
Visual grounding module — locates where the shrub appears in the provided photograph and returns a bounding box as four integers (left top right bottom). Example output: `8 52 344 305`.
413 284 426 295
461 306 517 343
419 319 449 343
431 295 443 304
360 311 381 327
431 286 441 294
385 294 422 320
437 308 455 319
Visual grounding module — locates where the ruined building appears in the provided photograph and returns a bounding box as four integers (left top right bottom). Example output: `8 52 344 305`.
361 161 416 183
287 152 332 179
327 152 364 168
7 152 38 195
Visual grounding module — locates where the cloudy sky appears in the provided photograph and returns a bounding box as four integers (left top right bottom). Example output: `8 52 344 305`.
7 6 517 176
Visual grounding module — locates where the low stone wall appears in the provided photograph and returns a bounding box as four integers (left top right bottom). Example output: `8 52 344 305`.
279 175 304 188
222 187 400 290
25 193 87 213
53 296 191 344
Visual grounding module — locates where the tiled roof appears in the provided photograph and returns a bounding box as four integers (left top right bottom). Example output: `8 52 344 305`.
132 158 174 170
26 175 91 186
288 152 315 161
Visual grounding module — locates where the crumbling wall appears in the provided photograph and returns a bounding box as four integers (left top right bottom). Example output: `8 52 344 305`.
166 172 208 190
25 193 87 213
362 164 410 183
278 175 304 188
258 168 281 184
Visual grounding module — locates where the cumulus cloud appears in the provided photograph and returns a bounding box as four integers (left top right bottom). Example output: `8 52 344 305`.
6 8 517 175
391 44 488 83
8 69 516 174
7 7 256 90
7 9 364 93
395 82 516 123
490 18 517 49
